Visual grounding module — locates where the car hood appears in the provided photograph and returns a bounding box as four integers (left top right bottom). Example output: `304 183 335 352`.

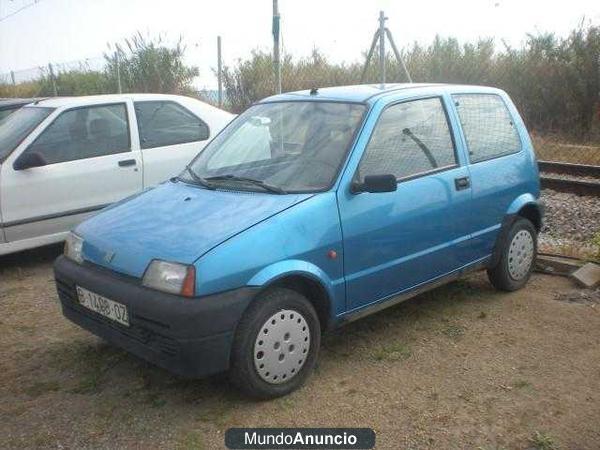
77 181 312 278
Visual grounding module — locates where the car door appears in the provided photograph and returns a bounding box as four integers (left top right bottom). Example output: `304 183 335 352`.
0 101 142 244
338 95 475 311
451 92 530 260
134 100 210 187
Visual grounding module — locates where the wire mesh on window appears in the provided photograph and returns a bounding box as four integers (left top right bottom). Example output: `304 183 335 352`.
453 94 521 163
359 97 457 180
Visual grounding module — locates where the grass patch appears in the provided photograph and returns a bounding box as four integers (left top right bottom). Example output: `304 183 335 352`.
372 341 412 361
24 380 61 397
512 379 532 390
529 431 559 450
177 430 205 450
62 343 127 394
148 392 167 408
442 324 465 338
69 370 103 394
277 396 296 412
198 400 233 427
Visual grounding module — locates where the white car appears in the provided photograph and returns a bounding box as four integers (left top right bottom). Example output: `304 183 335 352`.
0 93 233 256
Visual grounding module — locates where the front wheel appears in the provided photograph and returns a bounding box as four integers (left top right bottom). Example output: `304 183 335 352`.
229 288 321 399
487 217 537 291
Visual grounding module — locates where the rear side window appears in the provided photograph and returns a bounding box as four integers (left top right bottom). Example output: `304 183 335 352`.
134 101 209 149
453 94 521 163
26 103 130 165
359 97 457 180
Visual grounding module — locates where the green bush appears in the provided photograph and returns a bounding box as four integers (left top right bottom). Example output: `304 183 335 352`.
223 24 600 139
2 25 598 141
104 33 198 95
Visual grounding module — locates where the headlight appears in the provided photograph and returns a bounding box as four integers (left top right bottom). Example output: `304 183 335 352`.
142 260 196 297
64 232 84 264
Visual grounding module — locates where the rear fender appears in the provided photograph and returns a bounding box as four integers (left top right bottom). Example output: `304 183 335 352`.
489 194 542 268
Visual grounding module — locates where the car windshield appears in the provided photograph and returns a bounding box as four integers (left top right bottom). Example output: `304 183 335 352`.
185 101 365 193
0 106 54 161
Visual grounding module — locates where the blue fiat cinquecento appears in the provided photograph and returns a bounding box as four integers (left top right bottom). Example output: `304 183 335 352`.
55 83 542 398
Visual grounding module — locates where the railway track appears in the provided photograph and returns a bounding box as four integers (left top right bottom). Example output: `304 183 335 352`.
538 160 600 196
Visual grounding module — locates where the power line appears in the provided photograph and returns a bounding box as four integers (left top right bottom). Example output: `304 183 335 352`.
0 0 43 23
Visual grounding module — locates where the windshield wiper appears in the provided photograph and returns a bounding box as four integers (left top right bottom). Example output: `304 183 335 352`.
205 174 287 194
402 128 438 168
179 165 216 190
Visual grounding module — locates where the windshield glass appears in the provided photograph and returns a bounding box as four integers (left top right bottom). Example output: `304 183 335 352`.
185 101 365 193
0 106 55 161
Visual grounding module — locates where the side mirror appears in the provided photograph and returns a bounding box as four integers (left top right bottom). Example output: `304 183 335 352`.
13 152 47 170
351 174 397 194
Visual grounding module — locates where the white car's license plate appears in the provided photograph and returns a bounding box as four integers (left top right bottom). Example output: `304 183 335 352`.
76 286 129 327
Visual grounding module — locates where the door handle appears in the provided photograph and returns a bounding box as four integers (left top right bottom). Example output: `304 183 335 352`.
118 159 137 167
454 176 470 190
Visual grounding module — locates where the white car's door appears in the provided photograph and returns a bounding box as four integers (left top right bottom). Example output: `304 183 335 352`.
133 99 230 187
0 101 142 249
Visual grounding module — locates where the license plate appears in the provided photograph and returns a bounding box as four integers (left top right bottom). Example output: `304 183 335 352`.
76 286 129 327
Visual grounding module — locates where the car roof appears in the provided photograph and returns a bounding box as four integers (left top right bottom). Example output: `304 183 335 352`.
24 93 201 108
0 98 39 109
259 83 504 104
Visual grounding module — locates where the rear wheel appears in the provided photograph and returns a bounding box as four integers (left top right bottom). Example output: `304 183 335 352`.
229 288 321 399
487 217 537 291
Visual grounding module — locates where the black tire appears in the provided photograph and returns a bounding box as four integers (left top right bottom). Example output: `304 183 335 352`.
487 217 537 291
229 287 321 399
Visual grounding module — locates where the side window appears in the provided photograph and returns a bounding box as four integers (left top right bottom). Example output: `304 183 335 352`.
134 101 209 149
359 97 457 180
452 94 521 163
26 103 130 165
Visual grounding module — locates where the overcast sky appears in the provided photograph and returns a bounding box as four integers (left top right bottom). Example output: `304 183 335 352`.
1 0 599 88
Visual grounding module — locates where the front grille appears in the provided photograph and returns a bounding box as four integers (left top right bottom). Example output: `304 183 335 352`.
56 278 179 357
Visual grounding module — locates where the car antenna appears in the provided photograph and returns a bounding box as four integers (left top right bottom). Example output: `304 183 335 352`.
309 87 318 95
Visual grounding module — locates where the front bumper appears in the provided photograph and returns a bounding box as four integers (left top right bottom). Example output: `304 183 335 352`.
54 256 258 378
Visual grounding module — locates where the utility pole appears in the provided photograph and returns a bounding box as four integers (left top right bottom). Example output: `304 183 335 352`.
378 11 386 87
272 0 281 94
115 50 122 94
48 63 57 96
217 35 223 107
360 10 412 85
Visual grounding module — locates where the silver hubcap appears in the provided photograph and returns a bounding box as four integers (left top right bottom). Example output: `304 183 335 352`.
508 229 534 280
254 309 310 385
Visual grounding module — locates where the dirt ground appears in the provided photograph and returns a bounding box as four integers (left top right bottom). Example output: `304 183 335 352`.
1 246 599 450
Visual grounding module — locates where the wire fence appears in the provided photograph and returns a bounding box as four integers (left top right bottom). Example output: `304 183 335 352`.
1 30 599 172
0 35 599 262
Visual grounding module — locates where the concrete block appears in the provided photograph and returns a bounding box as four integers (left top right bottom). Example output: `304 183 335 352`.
535 255 582 275
570 262 600 288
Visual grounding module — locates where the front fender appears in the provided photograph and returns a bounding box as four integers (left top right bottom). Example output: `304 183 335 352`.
247 259 337 304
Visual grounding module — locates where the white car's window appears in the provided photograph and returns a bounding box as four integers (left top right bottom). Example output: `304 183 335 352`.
0 106 54 161
453 94 521 163
134 101 209 149
25 103 130 165
359 97 457 180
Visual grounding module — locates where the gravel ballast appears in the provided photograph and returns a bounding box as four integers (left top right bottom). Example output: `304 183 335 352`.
539 189 600 257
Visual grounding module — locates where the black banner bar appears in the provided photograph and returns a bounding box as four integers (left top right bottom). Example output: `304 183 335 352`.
225 428 375 449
